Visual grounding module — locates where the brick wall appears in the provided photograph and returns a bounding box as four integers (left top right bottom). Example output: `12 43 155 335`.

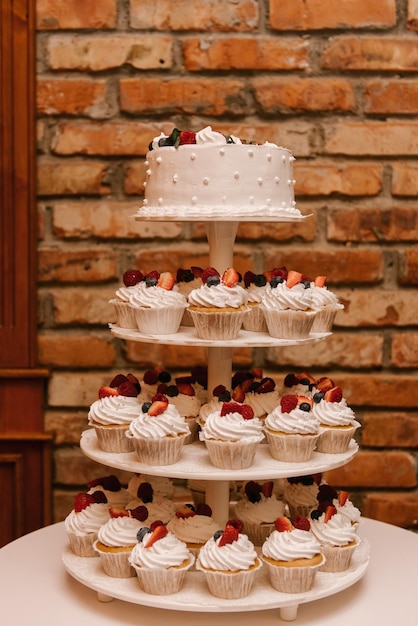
36 0 418 528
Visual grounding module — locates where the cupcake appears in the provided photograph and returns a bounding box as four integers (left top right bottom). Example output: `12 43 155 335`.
333 490 362 528
87 474 130 509
129 522 195 595
234 480 286 545
125 393 190 465
187 267 249 340
284 474 321 518
281 371 318 397
264 395 320 462
310 275 344 333
125 481 176 523
93 509 146 578
176 266 203 326
130 271 187 335
87 375 145 453
127 473 175 501
110 269 144 329
197 384 234 428
196 520 262 599
312 386 360 453
199 401 264 469
261 515 324 593
309 505 359 572
260 270 317 339
64 491 110 557
165 381 201 444
140 366 172 401
243 376 280 421
167 503 221 558
242 271 269 332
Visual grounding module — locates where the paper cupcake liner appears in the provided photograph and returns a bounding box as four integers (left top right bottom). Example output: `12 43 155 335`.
184 417 199 444
265 430 319 462
261 307 317 339
67 531 97 558
311 304 344 333
110 300 138 329
240 521 275 546
286 503 316 519
128 433 188 465
204 438 260 469
262 554 325 593
132 559 194 595
189 307 249 340
319 541 358 572
315 421 360 454
242 303 268 332
196 558 261 599
93 543 136 578
93 423 133 453
133 305 186 335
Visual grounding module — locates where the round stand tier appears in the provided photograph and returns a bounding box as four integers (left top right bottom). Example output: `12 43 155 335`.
62 538 370 621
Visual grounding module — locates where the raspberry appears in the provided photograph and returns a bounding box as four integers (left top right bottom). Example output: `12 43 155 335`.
220 402 240 416
280 394 299 413
240 404 255 420
292 515 311 531
201 267 220 284
218 524 239 546
74 492 94 512
122 269 143 287
179 131 196 145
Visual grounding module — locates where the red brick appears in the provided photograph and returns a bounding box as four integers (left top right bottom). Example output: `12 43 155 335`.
392 163 418 196
119 77 248 116
44 411 87 445
252 78 356 113
37 158 110 196
325 122 418 156
362 412 418 447
391 332 418 367
264 249 383 284
36 0 116 30
322 37 418 71
399 249 418 284
37 78 114 118
362 492 418 527
407 0 418 30
129 0 259 31
51 121 173 156
51 201 181 240
270 0 396 30
38 248 118 283
124 161 146 195
49 287 114 325
325 451 417 488
364 79 418 114
54 448 130 488
183 38 308 71
38 334 116 367
327 207 418 242
335 289 418 327
46 35 173 71
235 217 316 242
334 373 418 409
295 163 382 197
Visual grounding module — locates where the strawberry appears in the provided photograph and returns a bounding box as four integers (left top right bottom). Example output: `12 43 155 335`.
130 505 149 522
157 271 175 290
175 374 194 385
231 384 245 403
313 473 323 485
147 400 168 416
222 267 240 287
87 475 121 491
191 365 207 386
240 404 255 420
109 507 129 518
297 371 316 385
220 402 240 416
244 270 256 287
175 504 196 518
191 266 204 278
201 267 220 284
74 492 94 512
218 524 239 546
296 395 313 410
177 383 195 396
109 373 128 388
271 266 288 280
196 503 212 517
251 367 263 379
212 384 227 397
261 480 274 498
241 377 255 392
145 270 160 281
286 270 303 288
179 130 196 145
150 519 164 531
316 377 335 393
283 373 299 388
143 369 159 385
338 490 350 506
257 376 275 394
324 386 343 403
227 518 244 533
123 269 143 287
280 394 299 413
292 515 311 531
145 523 168 548
274 516 293 532
324 505 338 523
91 491 108 504
314 275 327 287
98 386 119 399
151 392 169 403
317 484 338 503
117 381 138 397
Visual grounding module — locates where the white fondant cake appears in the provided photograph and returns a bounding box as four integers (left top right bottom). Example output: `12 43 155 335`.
139 126 302 219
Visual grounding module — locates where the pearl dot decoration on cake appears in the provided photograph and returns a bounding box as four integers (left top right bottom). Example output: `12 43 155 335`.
190 153 196 160
156 156 162 164
192 196 197 204
248 149 254 157
258 177 263 185
220 148 225 156
203 177 209 185
234 171 240 179
267 154 272 161
275 176 280 184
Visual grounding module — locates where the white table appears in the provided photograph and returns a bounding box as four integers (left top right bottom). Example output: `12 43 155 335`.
0 519 417 625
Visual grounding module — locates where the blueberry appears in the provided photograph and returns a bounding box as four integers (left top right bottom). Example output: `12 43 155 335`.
145 277 158 287
213 530 223 541
166 385 179 397
158 370 171 383
299 377 311 386
313 392 324 403
270 276 284 288
185 503 196 511
218 390 231 402
248 492 261 504
310 510 322 520
299 402 312 412
142 401 152 413
254 274 267 287
301 279 311 289
137 527 151 542
206 275 221 287
183 269 195 283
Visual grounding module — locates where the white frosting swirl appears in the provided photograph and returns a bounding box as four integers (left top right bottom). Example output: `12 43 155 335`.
246 283 268 304
197 533 258 572
262 528 321 561
261 282 314 312
169 394 201 417
309 283 342 310
235 494 285 524
88 395 142 426
195 126 228 145
313 398 357 427
188 283 248 309
284 482 319 509
127 474 174 499
64 503 110 534
87 485 130 508
333 498 361 525
310 512 358 547
97 516 142 547
198 397 223 425
129 284 186 310
167 515 221 544
244 391 279 418
199 409 264 443
264 406 320 435
125 404 190 440
129 531 193 569
125 495 175 523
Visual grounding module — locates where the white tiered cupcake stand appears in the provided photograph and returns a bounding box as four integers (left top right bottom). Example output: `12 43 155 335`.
63 214 370 621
